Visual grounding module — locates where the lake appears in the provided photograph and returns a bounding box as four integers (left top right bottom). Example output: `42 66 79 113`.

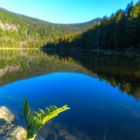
0 49 140 140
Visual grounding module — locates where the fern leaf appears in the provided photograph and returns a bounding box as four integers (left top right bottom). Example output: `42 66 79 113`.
24 99 70 140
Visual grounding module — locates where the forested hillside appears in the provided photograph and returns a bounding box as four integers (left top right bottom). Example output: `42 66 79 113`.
0 8 100 48
45 2 140 53
1 1 140 52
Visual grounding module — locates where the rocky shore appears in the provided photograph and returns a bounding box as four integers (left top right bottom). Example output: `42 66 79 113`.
0 106 91 140
0 106 27 140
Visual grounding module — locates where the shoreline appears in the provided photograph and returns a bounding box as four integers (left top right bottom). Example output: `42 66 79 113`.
0 48 40 50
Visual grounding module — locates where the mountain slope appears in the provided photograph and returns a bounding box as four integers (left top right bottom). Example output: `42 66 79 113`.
0 8 100 48
43 2 140 53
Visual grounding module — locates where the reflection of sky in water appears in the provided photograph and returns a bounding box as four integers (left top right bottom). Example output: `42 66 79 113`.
0 72 140 140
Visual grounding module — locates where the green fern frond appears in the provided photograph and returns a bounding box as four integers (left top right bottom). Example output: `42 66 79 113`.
24 99 70 140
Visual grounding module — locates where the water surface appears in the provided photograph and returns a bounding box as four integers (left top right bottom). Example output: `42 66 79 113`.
0 49 140 140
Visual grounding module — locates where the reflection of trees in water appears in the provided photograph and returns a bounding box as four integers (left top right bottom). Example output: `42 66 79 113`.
1 49 140 99
96 73 140 99
0 49 89 86
44 49 140 99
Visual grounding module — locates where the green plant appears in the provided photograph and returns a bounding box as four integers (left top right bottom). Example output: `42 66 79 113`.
24 99 70 140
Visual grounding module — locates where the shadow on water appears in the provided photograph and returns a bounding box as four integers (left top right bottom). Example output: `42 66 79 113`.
0 49 90 86
42 48 140 99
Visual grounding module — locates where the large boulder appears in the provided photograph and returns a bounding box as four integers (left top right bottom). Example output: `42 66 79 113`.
8 126 27 140
0 106 27 140
0 106 14 123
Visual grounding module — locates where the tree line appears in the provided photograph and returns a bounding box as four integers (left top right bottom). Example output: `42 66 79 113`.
45 1 140 53
0 8 92 48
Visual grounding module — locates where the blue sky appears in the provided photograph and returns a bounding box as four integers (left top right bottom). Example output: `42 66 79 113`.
0 0 139 24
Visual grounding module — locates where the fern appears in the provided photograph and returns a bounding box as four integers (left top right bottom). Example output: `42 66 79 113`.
24 99 70 140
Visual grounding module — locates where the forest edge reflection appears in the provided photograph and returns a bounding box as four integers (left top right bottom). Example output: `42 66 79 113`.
42 48 140 100
0 48 140 99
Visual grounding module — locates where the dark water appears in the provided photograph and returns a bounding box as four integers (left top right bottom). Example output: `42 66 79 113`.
0 49 140 140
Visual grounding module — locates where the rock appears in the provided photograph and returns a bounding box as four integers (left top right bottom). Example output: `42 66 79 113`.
0 106 27 140
53 123 62 129
37 136 46 140
59 129 68 137
0 120 14 135
0 20 18 31
0 106 14 123
64 133 78 140
9 126 27 140
0 65 20 77
0 120 27 140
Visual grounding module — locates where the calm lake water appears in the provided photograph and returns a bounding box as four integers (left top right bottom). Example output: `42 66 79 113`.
0 49 140 140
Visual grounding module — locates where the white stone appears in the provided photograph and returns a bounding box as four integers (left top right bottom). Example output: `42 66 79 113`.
10 126 27 140
0 106 14 123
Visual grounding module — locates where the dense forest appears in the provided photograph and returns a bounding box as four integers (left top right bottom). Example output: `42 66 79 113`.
0 8 100 48
44 2 140 54
0 2 140 53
